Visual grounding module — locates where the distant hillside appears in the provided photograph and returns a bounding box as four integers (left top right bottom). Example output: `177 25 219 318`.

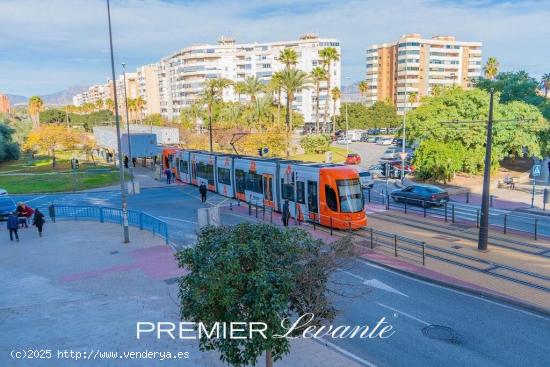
5 85 88 106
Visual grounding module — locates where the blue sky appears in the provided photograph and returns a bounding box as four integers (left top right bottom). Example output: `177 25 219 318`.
0 0 549 96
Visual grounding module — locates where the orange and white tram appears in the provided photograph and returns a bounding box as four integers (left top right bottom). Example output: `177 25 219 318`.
162 148 366 229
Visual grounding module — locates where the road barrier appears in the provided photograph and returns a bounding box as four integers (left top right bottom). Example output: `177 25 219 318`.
45 205 169 244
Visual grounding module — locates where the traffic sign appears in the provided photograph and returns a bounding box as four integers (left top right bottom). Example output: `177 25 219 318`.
398 152 408 160
532 164 541 177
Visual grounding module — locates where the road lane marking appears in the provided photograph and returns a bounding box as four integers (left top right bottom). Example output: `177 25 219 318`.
318 338 379 367
353 258 550 321
158 216 197 224
377 302 430 326
22 195 47 204
338 269 408 297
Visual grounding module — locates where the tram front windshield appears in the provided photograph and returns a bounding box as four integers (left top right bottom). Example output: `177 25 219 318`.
337 178 364 213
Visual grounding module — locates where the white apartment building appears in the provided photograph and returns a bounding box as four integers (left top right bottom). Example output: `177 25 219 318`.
365 34 482 113
73 82 113 107
159 34 341 127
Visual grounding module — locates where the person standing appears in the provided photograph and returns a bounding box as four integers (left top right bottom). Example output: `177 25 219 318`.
164 168 172 184
282 199 291 227
7 212 19 242
124 155 129 169
199 183 207 203
132 157 137 168
16 203 28 228
33 209 45 237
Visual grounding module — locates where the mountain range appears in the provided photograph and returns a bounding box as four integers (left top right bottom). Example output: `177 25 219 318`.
5 85 88 106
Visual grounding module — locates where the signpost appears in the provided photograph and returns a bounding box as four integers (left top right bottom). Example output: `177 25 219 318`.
532 164 541 208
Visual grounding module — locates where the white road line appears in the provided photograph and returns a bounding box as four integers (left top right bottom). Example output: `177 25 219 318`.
377 302 430 326
23 195 46 204
339 269 366 281
353 258 550 321
318 338 379 367
158 216 197 224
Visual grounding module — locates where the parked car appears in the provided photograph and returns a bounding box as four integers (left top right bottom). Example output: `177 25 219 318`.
377 138 393 146
392 138 403 146
0 189 16 221
336 138 352 145
359 133 369 142
354 167 374 188
367 128 381 135
367 136 377 143
381 148 399 160
345 153 361 165
391 184 449 207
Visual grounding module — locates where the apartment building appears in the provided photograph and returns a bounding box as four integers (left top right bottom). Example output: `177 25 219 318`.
72 82 113 107
136 64 161 116
365 34 482 113
159 34 341 126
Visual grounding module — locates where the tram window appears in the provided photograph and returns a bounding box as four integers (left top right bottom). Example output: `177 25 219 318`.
217 167 231 185
337 178 364 213
179 160 189 174
281 179 295 201
246 172 263 194
325 184 338 211
296 181 305 204
196 162 215 185
235 169 245 194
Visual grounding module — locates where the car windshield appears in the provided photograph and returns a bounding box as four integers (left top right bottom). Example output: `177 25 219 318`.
337 178 364 213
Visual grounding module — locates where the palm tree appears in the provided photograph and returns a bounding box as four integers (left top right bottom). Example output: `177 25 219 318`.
252 95 273 132
28 96 44 129
358 80 369 104
244 76 265 103
133 96 146 122
310 67 328 133
279 68 311 158
95 99 104 111
268 72 284 126
330 87 341 134
105 98 115 114
202 78 233 152
408 91 418 105
541 73 550 98
233 81 247 104
319 47 340 132
483 57 499 80
126 98 135 123
279 48 298 68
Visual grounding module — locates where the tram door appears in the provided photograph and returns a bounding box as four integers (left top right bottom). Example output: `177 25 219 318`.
263 174 274 207
307 181 318 221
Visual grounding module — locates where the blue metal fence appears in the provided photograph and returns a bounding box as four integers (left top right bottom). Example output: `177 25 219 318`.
45 205 169 244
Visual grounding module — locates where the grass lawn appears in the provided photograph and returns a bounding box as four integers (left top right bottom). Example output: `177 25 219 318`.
290 146 349 164
0 171 125 194
0 154 116 174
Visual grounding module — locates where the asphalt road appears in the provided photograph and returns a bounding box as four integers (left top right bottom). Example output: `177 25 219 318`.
11 185 550 367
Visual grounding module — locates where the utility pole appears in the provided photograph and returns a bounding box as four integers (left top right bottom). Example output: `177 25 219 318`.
401 85 407 183
478 89 494 251
122 62 135 194
106 0 130 243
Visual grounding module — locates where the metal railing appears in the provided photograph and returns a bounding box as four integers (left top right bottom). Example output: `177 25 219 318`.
45 205 169 244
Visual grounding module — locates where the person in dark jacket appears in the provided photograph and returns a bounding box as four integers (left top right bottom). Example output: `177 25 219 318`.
282 199 291 227
33 209 45 237
7 212 19 242
199 183 207 203
164 168 172 184
124 155 129 169
132 157 137 167
16 203 28 228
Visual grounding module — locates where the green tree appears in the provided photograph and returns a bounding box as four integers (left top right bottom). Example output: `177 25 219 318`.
477 71 545 105
319 47 340 130
366 101 399 129
330 86 341 133
413 140 466 183
310 67 328 133
483 57 499 80
542 73 550 98
279 68 311 158
39 109 67 124
0 123 20 161
143 113 166 126
244 76 265 104
233 81 247 104
268 72 284 126
177 223 353 367
300 134 331 154
202 78 233 152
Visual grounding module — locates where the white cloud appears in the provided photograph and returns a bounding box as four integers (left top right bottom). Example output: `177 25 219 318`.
1 0 549 95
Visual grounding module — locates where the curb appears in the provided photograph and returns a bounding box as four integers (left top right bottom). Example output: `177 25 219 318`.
359 255 550 318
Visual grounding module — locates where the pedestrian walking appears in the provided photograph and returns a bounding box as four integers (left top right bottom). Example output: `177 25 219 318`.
33 209 45 237
199 183 207 203
164 168 172 184
282 199 291 227
16 203 28 228
23 205 34 226
124 155 129 169
132 157 137 168
7 212 19 242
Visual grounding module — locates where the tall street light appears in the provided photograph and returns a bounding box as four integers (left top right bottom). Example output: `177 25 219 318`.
106 0 130 243
478 89 495 251
401 84 407 183
121 62 135 194
345 76 350 153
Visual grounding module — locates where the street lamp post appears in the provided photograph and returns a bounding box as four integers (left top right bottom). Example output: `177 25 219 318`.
345 76 350 153
478 89 495 251
106 0 130 243
121 62 135 194
401 86 407 183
